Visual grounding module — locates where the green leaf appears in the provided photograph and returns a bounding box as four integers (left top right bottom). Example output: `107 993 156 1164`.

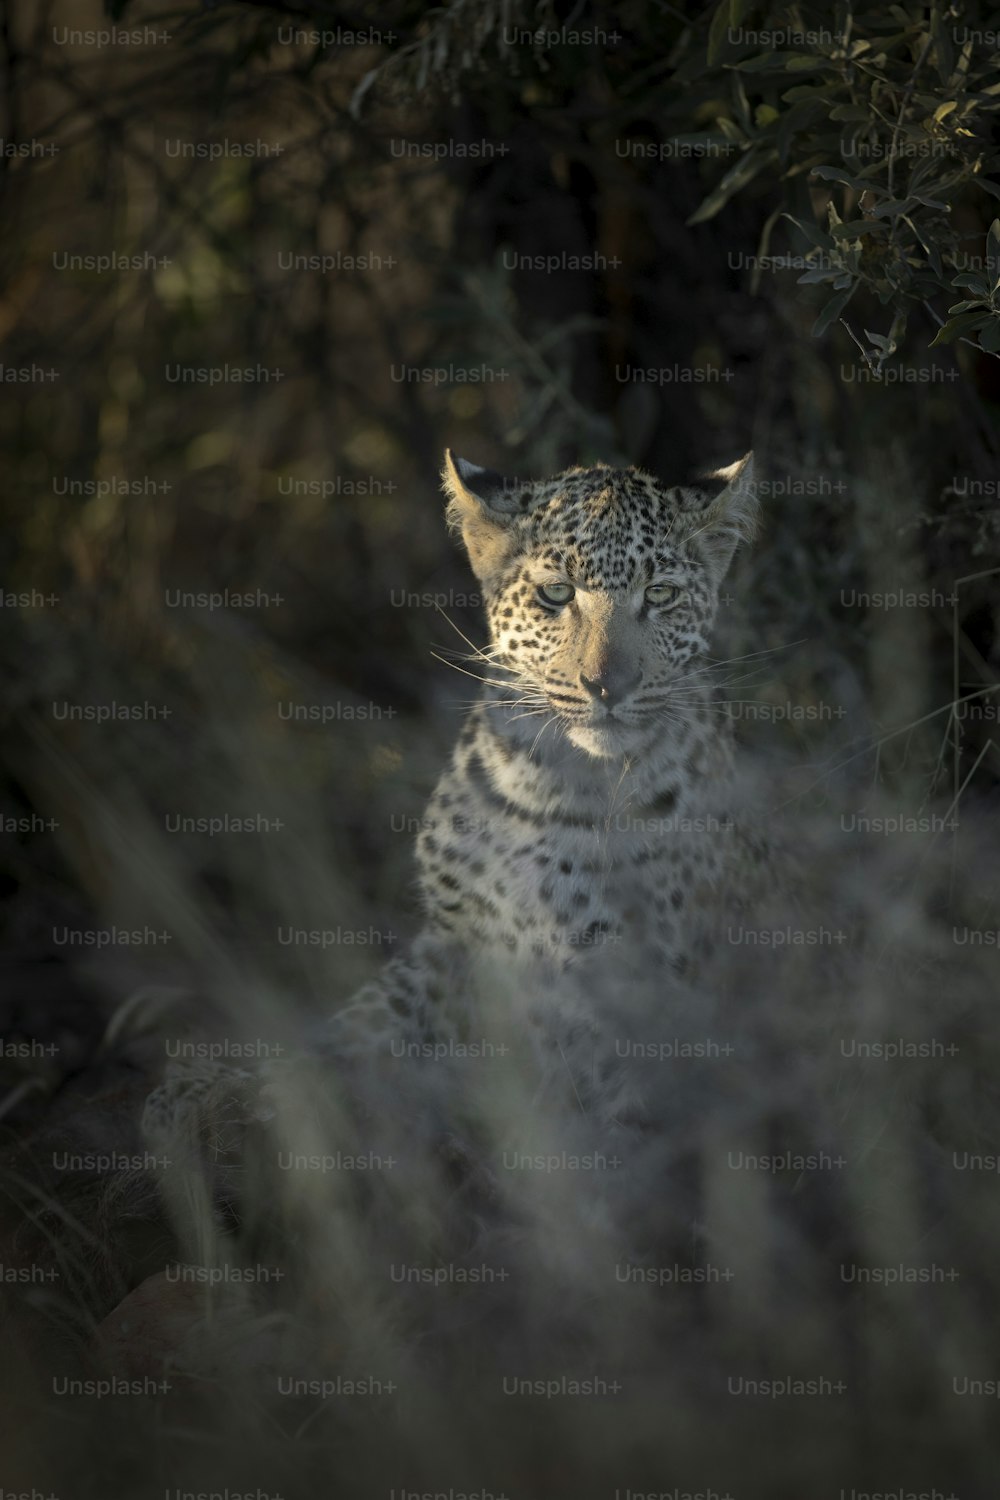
707 0 732 66
750 204 783 295
785 55 838 71
911 91 950 111
953 36 973 81
780 211 835 251
930 7 954 83
781 84 841 102
830 219 891 236
900 215 942 277
685 149 774 226
784 152 835 179
812 281 857 337
810 165 872 192
979 319 1000 353
734 52 836 73
829 105 872 121
732 71 752 129
951 274 989 294
929 311 990 346
933 100 958 122
870 199 914 220
732 53 792 71
987 219 1000 291
716 116 746 143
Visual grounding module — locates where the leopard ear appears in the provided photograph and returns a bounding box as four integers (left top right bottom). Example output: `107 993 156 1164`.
442 450 533 582
443 451 524 517
688 451 758 578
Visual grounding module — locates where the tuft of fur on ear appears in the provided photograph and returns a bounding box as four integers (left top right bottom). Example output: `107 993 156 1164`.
689 450 758 578
442 450 535 583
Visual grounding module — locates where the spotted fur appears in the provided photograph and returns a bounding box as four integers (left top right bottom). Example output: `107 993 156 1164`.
327 449 770 1062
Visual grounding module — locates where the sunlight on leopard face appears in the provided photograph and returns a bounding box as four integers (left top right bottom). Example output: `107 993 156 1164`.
442 450 757 759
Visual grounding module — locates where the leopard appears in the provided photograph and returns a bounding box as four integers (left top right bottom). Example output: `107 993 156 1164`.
324 446 776 1089
138 443 777 1161
131 444 778 1332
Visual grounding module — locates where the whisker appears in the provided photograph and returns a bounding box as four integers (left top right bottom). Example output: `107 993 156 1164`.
480 697 549 709
434 642 508 666
682 641 806 676
431 603 497 662
448 698 548 713
527 714 560 759
429 652 521 690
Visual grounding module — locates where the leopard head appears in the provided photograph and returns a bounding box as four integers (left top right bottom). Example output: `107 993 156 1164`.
442 449 757 759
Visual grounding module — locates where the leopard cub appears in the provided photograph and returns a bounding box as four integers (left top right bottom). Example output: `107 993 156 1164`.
330 448 770 1057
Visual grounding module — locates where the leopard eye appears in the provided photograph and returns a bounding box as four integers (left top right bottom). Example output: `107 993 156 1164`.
538 582 575 606
645 583 682 608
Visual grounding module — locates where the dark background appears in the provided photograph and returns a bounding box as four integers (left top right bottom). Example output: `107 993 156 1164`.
3 1 1000 1495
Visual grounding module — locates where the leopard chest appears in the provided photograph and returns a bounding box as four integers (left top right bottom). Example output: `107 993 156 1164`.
415 751 727 962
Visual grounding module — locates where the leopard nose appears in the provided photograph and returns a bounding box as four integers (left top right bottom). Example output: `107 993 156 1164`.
579 668 642 708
